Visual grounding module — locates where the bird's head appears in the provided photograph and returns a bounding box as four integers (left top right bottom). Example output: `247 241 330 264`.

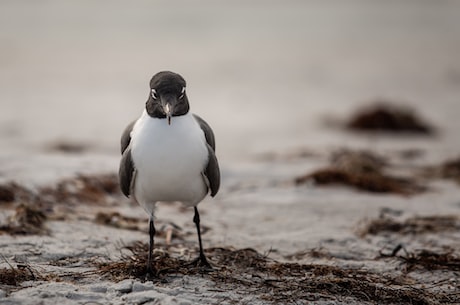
145 71 189 124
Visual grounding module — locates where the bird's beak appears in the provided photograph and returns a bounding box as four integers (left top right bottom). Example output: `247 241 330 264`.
161 95 176 125
164 103 171 125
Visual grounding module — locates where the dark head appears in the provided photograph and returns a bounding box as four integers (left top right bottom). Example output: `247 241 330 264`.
145 71 190 124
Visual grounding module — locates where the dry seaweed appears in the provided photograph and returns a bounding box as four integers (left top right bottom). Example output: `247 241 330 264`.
0 183 33 204
96 243 278 281
330 149 387 174
440 157 460 181
296 168 423 195
96 243 456 304
380 245 460 272
296 150 425 195
0 174 123 236
0 263 41 286
0 204 48 235
400 249 460 272
0 184 16 203
358 215 460 237
345 103 434 134
423 156 460 185
1 173 121 207
40 173 120 205
97 241 192 279
208 249 455 304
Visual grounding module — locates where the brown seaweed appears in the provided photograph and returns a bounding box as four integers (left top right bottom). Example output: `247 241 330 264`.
0 204 48 235
358 215 460 237
0 263 41 286
345 102 434 134
296 150 425 195
96 242 456 305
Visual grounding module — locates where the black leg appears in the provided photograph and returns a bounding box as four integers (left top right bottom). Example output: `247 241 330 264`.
193 207 211 268
147 216 155 275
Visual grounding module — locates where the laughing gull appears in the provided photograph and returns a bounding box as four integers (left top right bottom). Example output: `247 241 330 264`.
119 71 220 274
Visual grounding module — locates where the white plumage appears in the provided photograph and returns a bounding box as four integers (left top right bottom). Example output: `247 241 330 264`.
130 110 209 215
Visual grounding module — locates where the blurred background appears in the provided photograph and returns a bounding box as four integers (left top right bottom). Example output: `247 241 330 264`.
1 0 460 177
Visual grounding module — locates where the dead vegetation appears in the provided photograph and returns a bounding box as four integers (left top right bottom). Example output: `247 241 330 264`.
398 249 460 272
422 155 460 185
379 244 460 273
295 150 425 195
294 149 460 195
1 173 120 208
0 241 457 304
0 204 49 235
96 242 457 304
0 173 122 235
0 184 17 203
345 102 435 135
0 263 42 286
358 215 460 237
439 157 460 183
0 173 193 238
40 173 120 205
359 214 460 274
0 183 32 204
295 168 422 195
97 241 193 279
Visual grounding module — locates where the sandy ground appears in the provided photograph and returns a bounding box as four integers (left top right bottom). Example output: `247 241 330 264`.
1 1 460 304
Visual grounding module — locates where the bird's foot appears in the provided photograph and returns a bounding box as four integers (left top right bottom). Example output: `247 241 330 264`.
189 254 213 272
145 265 157 280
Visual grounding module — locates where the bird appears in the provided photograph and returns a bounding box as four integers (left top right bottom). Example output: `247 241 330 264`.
118 71 220 274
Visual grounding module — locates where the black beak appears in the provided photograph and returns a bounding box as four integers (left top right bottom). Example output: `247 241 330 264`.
160 95 177 125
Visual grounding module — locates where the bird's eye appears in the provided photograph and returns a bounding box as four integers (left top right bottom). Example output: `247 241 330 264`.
151 89 158 100
179 87 185 99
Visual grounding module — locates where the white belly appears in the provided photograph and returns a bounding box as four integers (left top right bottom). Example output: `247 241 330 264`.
130 111 209 214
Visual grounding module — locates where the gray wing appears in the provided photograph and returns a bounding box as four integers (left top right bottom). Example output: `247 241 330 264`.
120 120 136 154
119 120 137 197
194 114 220 197
204 144 220 197
193 114 216 151
119 148 135 197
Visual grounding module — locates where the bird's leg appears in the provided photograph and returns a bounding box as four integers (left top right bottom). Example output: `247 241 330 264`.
147 216 156 275
193 207 212 269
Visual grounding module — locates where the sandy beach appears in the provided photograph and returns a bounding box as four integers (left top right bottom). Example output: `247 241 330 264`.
1 1 460 304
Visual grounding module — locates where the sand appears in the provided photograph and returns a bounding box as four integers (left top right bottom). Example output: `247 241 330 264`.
1 1 460 304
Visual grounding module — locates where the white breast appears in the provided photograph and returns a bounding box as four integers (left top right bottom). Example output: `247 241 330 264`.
130 111 209 214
